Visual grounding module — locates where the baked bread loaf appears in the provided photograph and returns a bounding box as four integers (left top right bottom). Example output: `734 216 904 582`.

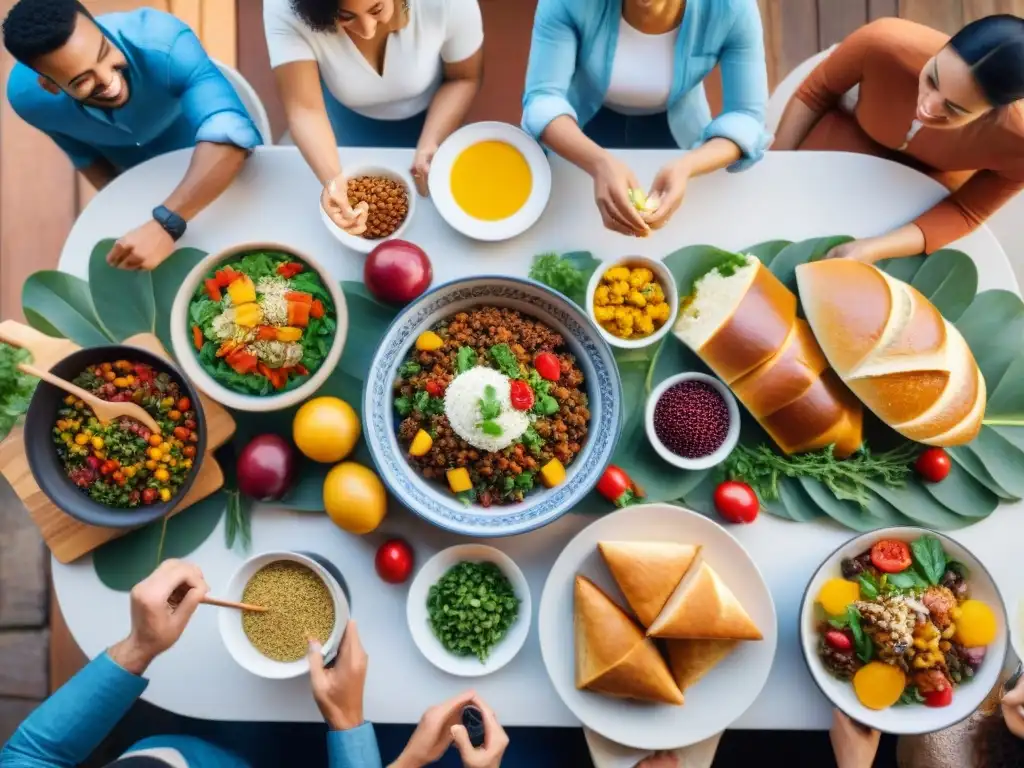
795 260 985 446
666 638 740 692
598 541 699 628
647 561 763 641
673 255 863 458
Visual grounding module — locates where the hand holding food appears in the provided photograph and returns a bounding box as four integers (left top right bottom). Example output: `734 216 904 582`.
643 158 691 230
309 620 367 731
450 698 509 768
107 220 175 271
591 154 648 237
829 710 880 768
321 173 369 235
394 690 477 767
1001 670 1024 739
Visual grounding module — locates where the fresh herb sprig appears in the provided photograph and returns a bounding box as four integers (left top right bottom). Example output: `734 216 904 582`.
722 443 918 507
426 561 520 662
0 343 37 442
529 253 586 298
477 385 503 436
830 605 874 663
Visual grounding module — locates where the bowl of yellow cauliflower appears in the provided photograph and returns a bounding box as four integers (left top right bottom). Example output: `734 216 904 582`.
586 257 678 349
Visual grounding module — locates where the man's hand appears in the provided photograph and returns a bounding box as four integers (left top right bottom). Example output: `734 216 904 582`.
309 620 368 731
411 143 438 198
450 697 508 768
1001 667 1024 738
391 690 477 768
108 559 209 675
643 158 691 230
107 220 176 271
830 710 880 768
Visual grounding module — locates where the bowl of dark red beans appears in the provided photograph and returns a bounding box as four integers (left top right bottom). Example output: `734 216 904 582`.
644 372 739 470
24 345 206 529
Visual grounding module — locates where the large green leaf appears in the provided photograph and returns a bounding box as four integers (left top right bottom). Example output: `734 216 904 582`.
663 245 745 297
956 290 1024 394
153 247 207 356
768 235 853 292
983 354 1024 427
798 478 909 531
947 445 1016 500
94 492 227 592
743 240 791 267
338 282 401 382
878 255 926 284
920 459 998 519
909 249 978 322
87 239 155 340
780 478 824 523
963 427 1024 498
863 479 970 530
22 271 112 348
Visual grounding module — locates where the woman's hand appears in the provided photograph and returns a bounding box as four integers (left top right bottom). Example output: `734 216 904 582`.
321 174 369 236
1001 668 1024 739
309 620 368 731
411 143 438 197
392 690 478 767
824 240 884 264
591 153 649 238
450 697 509 768
644 158 692 230
830 710 880 768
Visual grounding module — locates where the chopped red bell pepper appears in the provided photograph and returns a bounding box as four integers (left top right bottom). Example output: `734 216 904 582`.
277 262 304 279
256 325 278 341
215 267 241 287
204 278 222 302
295 364 309 376
310 299 325 319
288 300 311 328
227 348 258 375
285 291 312 305
215 340 237 358
191 325 204 352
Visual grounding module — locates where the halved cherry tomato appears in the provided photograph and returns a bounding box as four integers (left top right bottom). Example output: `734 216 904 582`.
204 278 222 302
924 686 953 708
425 380 445 398
509 379 534 411
276 262 304 278
824 629 853 652
870 539 912 573
310 299 325 319
534 352 560 381
596 465 640 507
915 447 952 483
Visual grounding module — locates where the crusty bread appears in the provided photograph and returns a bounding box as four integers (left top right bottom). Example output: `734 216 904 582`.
647 562 763 641
598 541 700 628
796 260 986 446
574 576 683 705
666 638 740 692
674 256 863 458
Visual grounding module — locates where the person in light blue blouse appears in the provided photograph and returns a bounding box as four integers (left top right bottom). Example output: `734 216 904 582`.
521 0 770 237
2 0 262 271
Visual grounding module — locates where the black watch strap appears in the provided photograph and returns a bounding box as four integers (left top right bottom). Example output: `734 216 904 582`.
152 205 186 241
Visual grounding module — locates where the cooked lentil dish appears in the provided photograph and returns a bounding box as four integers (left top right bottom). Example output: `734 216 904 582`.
394 306 590 507
53 360 200 508
242 561 335 662
348 175 409 239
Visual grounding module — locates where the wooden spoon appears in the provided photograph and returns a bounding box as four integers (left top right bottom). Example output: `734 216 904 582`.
201 595 269 613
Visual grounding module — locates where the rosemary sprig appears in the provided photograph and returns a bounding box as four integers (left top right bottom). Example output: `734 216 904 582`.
225 489 252 551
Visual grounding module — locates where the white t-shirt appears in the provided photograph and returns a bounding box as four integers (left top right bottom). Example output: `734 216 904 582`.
604 16 679 116
264 0 483 120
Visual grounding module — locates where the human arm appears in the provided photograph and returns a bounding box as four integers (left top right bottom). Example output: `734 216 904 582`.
1001 668 1024 739
450 697 509 768
0 560 208 768
829 710 880 768
78 158 119 192
388 691 478 768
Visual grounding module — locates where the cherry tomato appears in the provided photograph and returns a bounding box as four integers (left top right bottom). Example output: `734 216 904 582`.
596 465 639 507
177 397 191 412
870 539 912 573
534 352 561 381
173 426 190 441
142 488 158 505
425 380 445 398
924 686 953 708
375 539 414 584
915 447 952 483
509 379 534 411
713 481 759 523
824 629 853 652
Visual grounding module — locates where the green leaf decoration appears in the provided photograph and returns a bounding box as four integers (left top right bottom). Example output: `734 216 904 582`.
962 427 1024 498
862 479 971 530
153 247 207 355
88 239 155 340
22 271 112 348
663 245 747 297
920 459 998 519
780 478 825 523
983 354 1024 427
947 445 1016 500
767 235 854 292
877 255 926 284
909 249 978 322
339 281 401 382
743 240 792 267
797 478 905 531
94 491 227 591
561 251 602 307
957 290 1024 409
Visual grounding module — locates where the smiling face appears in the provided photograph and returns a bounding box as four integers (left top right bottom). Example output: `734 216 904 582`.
337 0 397 40
916 46 992 129
33 12 129 108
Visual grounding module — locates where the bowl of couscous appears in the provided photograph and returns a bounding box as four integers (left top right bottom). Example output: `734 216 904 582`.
585 257 678 350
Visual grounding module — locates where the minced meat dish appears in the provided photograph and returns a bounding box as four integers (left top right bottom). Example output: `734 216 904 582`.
394 306 590 507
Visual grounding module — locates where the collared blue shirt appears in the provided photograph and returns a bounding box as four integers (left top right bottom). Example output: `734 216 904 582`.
6 9 262 171
521 0 770 170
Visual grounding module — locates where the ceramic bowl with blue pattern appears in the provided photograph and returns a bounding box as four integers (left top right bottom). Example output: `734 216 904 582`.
363 276 622 537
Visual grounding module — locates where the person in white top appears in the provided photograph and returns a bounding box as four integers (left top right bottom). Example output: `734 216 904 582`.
264 0 484 234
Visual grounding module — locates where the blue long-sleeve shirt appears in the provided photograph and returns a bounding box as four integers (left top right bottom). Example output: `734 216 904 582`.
521 0 770 169
6 9 262 172
0 654 383 768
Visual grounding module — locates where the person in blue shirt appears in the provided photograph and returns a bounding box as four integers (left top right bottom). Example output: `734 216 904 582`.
521 0 770 238
2 0 262 271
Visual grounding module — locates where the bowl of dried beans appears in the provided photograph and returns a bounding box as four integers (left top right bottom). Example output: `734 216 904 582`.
320 164 416 254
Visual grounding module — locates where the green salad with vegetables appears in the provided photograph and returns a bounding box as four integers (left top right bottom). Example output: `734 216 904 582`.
426 561 521 662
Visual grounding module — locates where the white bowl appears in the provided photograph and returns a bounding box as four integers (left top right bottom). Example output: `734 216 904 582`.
428 121 551 242
585 256 679 350
644 372 740 470
406 544 532 677
800 527 1008 735
320 163 417 255
218 550 350 680
170 242 347 412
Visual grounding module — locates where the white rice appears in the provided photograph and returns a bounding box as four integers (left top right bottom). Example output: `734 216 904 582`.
444 367 530 452
673 255 760 350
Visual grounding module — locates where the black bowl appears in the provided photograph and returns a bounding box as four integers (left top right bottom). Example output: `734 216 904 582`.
24 345 208 529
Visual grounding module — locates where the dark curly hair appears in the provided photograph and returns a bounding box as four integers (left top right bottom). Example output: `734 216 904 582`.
2 0 92 66
289 0 346 32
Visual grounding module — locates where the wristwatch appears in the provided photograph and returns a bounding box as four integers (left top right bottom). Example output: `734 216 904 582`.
152 205 187 241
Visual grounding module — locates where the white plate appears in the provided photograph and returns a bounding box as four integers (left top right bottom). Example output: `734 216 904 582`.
428 121 551 242
407 544 532 677
800 527 1008 735
538 503 777 751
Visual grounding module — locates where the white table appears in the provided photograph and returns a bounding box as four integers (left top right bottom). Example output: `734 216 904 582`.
53 147 1021 728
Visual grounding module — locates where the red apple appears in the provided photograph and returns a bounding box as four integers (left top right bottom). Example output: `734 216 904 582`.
375 538 415 584
364 240 432 305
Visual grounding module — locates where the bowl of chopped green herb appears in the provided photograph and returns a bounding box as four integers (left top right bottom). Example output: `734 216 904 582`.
406 544 530 677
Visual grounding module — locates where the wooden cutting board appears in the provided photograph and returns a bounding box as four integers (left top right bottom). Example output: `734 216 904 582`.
0 322 236 563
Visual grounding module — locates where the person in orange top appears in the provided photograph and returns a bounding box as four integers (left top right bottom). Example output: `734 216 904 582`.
773 15 1024 263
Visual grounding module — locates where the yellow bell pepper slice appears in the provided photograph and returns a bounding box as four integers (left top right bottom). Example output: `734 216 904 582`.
226 274 256 305
446 467 472 493
275 326 303 342
415 331 444 352
233 302 263 328
539 458 566 488
409 430 433 457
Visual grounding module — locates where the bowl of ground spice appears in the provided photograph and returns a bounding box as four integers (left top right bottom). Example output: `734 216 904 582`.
320 163 416 254
218 551 349 679
644 372 739 470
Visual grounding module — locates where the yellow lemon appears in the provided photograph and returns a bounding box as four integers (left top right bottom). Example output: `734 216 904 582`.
955 599 998 648
323 462 386 535
293 397 361 463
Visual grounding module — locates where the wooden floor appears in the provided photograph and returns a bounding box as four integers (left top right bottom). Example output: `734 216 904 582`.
0 0 1020 692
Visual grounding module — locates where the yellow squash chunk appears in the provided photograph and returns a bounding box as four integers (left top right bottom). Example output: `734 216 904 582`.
539 458 566 488
409 430 433 457
447 467 472 494
853 662 906 710
955 600 997 647
226 274 256 305
817 578 861 616
416 331 444 352
233 302 263 328
276 326 303 342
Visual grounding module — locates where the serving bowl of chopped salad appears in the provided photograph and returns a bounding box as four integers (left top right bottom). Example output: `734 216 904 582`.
800 527 1007 734
170 244 347 412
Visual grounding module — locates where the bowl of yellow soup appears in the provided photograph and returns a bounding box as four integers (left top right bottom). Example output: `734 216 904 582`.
428 121 551 242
